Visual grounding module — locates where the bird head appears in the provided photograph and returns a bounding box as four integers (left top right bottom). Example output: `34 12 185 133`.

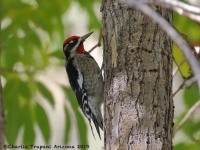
63 31 93 60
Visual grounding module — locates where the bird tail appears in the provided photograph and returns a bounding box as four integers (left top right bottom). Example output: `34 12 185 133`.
87 113 103 140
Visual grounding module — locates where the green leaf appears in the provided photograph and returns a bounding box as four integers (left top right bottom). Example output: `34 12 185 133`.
37 81 54 107
182 119 200 138
64 106 71 144
4 79 32 108
174 143 187 150
3 78 20 108
184 83 200 108
173 44 191 78
23 106 35 145
19 80 32 98
63 87 88 144
174 142 200 150
4 79 34 144
1 35 21 68
173 12 200 79
5 99 22 144
173 12 200 41
35 103 51 143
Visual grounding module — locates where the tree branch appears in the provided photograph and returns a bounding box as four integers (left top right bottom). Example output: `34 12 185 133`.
123 0 200 91
151 0 200 23
172 79 186 97
173 58 186 77
88 29 102 53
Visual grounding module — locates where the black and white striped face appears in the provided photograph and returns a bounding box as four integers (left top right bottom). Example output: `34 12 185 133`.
63 32 94 60
63 36 80 59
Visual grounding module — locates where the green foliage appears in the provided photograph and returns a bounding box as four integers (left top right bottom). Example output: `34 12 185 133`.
173 44 191 78
1 0 101 147
173 12 200 149
2 0 199 148
23 105 36 145
173 12 200 78
175 143 200 150
184 84 200 108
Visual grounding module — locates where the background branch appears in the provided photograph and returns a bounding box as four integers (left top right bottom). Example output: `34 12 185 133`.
173 58 186 77
173 100 200 138
88 29 102 53
151 0 200 23
173 79 186 97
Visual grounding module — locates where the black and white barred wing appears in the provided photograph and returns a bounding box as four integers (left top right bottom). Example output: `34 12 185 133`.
66 58 102 139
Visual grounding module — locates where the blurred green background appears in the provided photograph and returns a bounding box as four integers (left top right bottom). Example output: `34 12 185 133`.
0 0 200 149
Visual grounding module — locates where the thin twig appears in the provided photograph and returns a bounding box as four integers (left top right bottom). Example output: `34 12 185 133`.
123 0 200 91
182 33 200 60
88 29 102 53
173 100 200 138
173 76 198 97
173 79 186 97
172 31 197 78
185 76 197 86
173 58 186 77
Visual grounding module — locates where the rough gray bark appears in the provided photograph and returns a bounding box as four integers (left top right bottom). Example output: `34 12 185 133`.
102 1 173 150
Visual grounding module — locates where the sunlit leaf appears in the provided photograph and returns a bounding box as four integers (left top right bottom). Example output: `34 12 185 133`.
173 44 191 78
173 12 200 79
173 12 200 41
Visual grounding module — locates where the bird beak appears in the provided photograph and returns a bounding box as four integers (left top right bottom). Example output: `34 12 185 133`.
80 31 93 42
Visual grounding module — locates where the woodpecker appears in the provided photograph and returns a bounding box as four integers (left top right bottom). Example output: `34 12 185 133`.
63 32 103 139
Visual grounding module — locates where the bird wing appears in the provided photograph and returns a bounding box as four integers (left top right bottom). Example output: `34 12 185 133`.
66 56 102 139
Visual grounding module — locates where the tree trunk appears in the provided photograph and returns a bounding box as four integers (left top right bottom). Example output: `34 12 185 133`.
102 1 173 150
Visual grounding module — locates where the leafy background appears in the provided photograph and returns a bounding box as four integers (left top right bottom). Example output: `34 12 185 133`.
0 0 200 149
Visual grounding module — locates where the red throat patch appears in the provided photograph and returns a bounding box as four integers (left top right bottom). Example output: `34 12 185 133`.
76 43 86 53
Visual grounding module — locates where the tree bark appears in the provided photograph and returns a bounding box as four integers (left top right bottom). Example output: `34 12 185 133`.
102 1 173 150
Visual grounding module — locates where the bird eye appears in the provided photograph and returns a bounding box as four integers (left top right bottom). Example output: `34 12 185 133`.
69 40 74 44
